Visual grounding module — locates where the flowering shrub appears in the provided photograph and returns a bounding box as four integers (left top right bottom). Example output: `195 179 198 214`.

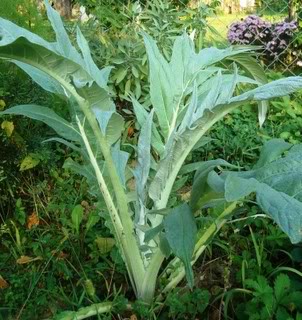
228 15 300 66
266 20 298 57
228 15 271 46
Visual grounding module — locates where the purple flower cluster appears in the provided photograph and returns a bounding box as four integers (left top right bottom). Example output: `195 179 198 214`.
228 15 271 45
266 20 298 55
227 15 298 58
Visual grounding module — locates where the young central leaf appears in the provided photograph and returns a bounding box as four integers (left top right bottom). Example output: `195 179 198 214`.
163 203 197 288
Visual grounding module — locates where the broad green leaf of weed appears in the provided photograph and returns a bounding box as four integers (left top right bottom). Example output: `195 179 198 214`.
260 306 274 320
95 237 115 254
85 212 100 232
84 279 96 298
71 205 84 235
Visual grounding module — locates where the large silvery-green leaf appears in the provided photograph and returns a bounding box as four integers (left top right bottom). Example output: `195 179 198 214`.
77 84 115 112
148 101 241 210
225 53 269 126
253 139 292 169
226 53 267 84
105 114 124 146
13 61 66 96
229 140 302 201
0 36 89 91
163 203 197 288
148 72 302 216
134 110 154 229
0 104 80 142
0 4 114 112
143 32 259 142
0 17 54 52
225 175 302 244
231 77 302 103
205 139 302 244
193 46 252 69
0 32 114 113
169 33 195 94
145 38 283 213
93 109 124 146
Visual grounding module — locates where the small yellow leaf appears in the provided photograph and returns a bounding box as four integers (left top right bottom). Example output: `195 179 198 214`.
95 237 115 254
0 275 9 289
1 120 14 137
16 255 42 264
20 154 40 171
0 99 6 111
27 212 40 229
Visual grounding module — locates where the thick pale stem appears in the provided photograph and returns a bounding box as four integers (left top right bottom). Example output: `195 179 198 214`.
142 104 242 301
138 249 165 303
47 302 131 320
71 91 145 293
153 102 242 224
77 118 141 291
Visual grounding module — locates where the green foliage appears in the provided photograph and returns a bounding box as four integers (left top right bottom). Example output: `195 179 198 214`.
165 288 210 319
194 78 302 169
192 139 302 243
0 161 125 319
0 63 72 218
1 2 302 319
79 0 220 103
236 274 302 319
0 0 49 36
260 0 288 14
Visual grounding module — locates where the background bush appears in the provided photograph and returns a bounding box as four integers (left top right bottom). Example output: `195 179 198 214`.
228 14 302 69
